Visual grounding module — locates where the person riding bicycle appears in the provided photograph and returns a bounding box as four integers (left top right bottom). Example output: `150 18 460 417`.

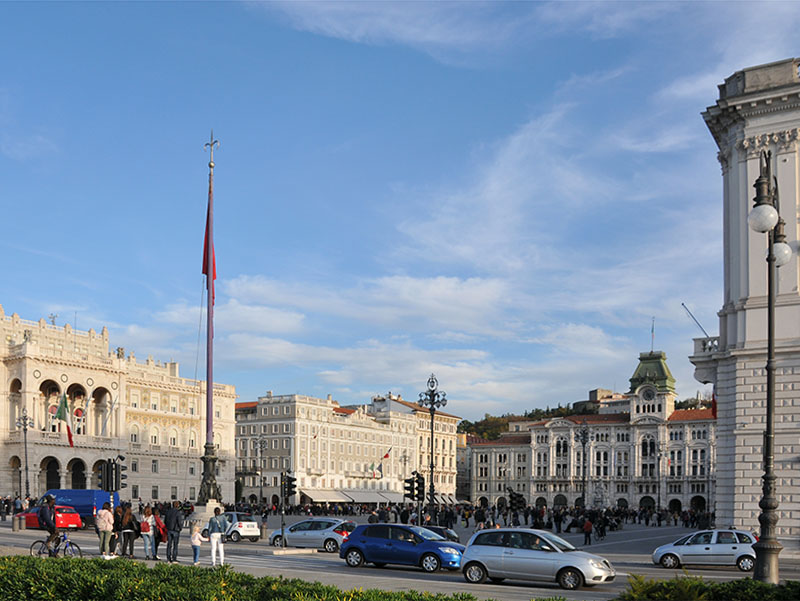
596 516 607 539
38 495 59 555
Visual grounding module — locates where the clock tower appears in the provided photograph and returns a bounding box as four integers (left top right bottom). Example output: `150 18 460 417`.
627 350 676 422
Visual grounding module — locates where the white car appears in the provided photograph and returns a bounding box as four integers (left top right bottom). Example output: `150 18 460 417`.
202 511 261 542
652 529 756 571
270 517 356 552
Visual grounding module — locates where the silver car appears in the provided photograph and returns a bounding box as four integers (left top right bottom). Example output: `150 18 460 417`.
461 528 615 590
652 529 756 571
270 517 356 553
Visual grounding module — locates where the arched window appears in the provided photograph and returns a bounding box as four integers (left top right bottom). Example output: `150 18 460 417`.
169 429 178 447
150 426 159 445
130 425 139 443
189 431 197 449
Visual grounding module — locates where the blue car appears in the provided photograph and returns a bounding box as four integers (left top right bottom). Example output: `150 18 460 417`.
340 524 465 572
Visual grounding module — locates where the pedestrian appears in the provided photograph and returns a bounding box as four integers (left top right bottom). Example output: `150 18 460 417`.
153 507 167 560
207 507 227 567
582 517 593 546
111 505 124 557
164 500 183 564
140 506 155 560
96 502 115 559
120 506 139 558
191 525 208 566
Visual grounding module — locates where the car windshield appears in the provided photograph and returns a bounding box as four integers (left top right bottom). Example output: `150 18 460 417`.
237 516 256 522
409 526 445 540
540 532 577 551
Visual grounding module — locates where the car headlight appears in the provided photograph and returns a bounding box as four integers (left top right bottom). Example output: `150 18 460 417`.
440 547 460 555
589 559 608 570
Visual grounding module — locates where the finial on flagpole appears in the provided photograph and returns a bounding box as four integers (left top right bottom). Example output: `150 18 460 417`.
204 130 219 168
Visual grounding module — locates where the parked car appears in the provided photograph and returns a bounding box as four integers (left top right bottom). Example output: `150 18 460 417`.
652 529 757 571
270 517 356 552
39 489 119 528
202 511 260 542
461 528 615 590
422 526 460 543
19 505 83 530
340 524 465 572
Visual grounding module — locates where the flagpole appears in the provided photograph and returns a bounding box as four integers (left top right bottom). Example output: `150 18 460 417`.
199 131 222 505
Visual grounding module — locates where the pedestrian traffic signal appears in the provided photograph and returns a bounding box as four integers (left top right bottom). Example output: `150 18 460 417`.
284 472 297 499
415 473 425 502
404 475 416 500
98 460 112 492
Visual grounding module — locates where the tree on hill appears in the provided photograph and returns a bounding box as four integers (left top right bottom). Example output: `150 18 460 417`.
458 404 581 439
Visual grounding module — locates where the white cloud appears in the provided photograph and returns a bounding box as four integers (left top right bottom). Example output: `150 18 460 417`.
1 132 57 160
534 1 676 39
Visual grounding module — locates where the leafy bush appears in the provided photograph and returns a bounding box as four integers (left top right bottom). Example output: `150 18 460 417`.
613 572 800 601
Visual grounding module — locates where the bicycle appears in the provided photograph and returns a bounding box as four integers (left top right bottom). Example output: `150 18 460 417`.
30 530 83 558
593 528 607 543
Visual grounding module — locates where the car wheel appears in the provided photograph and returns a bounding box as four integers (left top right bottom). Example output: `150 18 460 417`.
660 553 680 569
230 532 241 543
324 538 339 553
489 577 505 583
249 537 260 543
202 529 209 538
463 562 487 584
345 549 364 567
272 535 283 547
737 555 755 572
557 567 584 591
421 553 441 573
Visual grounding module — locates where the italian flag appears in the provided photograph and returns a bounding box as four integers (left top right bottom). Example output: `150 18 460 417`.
55 393 74 447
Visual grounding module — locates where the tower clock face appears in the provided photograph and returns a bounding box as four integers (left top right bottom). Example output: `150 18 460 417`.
641 387 656 401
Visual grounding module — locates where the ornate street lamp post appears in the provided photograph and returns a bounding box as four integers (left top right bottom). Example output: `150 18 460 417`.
16 408 35 498
748 150 791 584
418 374 446 520
574 419 590 509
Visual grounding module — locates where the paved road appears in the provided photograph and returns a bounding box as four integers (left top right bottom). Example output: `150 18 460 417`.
1 518 797 601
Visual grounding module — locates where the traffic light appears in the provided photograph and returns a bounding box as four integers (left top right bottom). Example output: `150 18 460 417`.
113 461 128 490
404 475 416 500
98 460 111 492
284 472 297 499
415 473 425 502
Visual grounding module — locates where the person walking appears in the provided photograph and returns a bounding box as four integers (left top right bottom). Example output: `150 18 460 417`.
111 505 124 557
152 507 167 560
207 507 227 567
582 517 593 546
190 525 208 566
164 500 183 564
96 502 115 559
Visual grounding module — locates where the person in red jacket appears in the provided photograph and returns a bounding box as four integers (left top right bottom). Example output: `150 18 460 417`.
582 517 593 546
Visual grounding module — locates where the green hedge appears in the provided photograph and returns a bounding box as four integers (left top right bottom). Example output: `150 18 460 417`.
613 573 800 601
0 557 566 601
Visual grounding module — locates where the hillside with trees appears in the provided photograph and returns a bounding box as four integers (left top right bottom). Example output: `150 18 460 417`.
458 404 580 440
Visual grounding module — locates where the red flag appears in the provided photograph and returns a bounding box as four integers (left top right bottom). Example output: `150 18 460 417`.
202 203 216 305
383 447 392 459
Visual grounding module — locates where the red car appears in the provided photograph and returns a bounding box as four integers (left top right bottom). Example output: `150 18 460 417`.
19 505 83 530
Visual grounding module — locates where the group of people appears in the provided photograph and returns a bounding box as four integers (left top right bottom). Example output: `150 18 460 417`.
92 500 229 566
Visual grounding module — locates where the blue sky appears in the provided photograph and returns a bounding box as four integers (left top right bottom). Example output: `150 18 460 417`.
2 1 798 420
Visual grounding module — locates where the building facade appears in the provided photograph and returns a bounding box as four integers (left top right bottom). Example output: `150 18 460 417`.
692 58 800 550
471 351 716 514
1 306 237 503
235 391 461 505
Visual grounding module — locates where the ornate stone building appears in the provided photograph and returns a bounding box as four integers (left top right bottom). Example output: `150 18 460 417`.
1 306 237 503
235 391 461 505
692 58 800 550
471 351 716 514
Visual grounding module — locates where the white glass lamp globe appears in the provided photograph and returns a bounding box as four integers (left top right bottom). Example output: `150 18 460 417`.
748 204 779 232
774 241 793 267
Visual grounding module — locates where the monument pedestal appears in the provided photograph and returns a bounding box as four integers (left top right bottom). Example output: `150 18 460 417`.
190 499 223 528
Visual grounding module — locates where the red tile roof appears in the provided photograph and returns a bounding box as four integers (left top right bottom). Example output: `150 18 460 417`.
390 397 461 420
668 408 715 422
564 413 630 424
235 402 257 410
333 407 356 415
471 434 531 446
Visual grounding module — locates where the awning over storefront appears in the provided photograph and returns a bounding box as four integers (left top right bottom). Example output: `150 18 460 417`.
378 491 405 504
300 489 353 503
342 491 387 503
445 494 458 505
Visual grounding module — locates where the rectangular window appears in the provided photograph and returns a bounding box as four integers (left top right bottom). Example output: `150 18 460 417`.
152 460 159 473
151 486 158 500
189 463 195 476
189 487 196 500
131 460 138 473
131 485 139 499
170 486 178 500
171 461 177 475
